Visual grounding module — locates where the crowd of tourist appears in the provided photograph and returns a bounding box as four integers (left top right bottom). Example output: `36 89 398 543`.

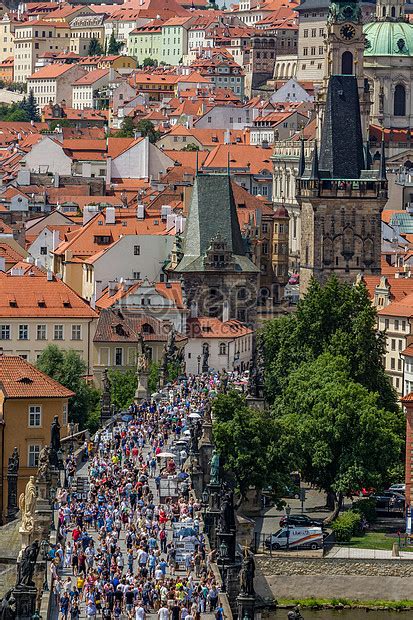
50 375 225 620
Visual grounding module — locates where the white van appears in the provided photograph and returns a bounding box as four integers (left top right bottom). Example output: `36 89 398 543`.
265 527 323 550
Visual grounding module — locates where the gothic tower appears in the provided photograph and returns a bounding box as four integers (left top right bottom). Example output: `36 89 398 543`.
316 0 371 141
296 36 388 294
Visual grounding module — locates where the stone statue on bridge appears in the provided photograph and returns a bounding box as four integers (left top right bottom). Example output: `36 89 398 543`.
18 477 36 534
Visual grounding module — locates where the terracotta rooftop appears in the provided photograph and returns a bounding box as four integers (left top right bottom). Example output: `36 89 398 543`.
0 270 97 318
96 280 184 310
94 308 186 343
0 355 74 399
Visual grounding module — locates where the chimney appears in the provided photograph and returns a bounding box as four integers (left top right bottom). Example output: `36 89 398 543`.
0 257 5 272
47 269 53 281
190 300 198 318
83 205 99 226
105 206 116 224
136 204 145 219
52 229 60 250
222 300 229 322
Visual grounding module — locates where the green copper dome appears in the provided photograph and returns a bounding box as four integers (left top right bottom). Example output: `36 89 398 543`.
364 20 413 56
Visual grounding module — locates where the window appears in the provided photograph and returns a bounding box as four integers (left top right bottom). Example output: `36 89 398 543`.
40 246 47 255
262 243 268 255
398 359 402 371
19 324 28 340
54 324 63 340
28 444 40 468
399 339 403 350
395 319 399 330
341 50 353 74
133 272 140 280
37 324 46 340
391 338 396 351
63 403 68 425
0 324 10 340
219 342 226 355
71 325 81 340
262 223 268 233
134 245 140 255
28 405 41 427
391 358 395 369
402 320 406 331
385 318 389 329
394 84 406 116
115 347 123 366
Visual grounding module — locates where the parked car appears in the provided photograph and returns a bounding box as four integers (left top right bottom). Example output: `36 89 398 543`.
279 514 323 528
265 526 323 550
371 490 404 510
388 484 405 494
288 274 300 285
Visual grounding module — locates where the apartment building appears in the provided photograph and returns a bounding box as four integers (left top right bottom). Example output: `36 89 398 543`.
72 68 110 110
14 19 71 84
0 14 16 64
69 13 106 56
0 265 97 371
28 63 87 108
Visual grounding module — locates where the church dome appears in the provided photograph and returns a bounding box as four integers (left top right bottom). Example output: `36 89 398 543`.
364 20 413 56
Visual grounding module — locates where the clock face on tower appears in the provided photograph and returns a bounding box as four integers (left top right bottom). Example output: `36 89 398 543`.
340 23 356 40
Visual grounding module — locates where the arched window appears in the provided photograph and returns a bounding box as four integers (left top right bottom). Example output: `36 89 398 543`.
382 5 386 16
341 51 353 75
391 6 396 16
219 342 226 355
394 83 406 116
142 323 154 334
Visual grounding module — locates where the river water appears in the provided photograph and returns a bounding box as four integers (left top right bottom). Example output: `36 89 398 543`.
271 610 413 620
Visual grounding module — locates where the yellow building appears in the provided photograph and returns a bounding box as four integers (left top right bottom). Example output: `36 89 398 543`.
0 355 73 522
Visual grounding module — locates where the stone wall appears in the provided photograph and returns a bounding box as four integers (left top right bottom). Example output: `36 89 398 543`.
255 556 413 601
257 556 413 577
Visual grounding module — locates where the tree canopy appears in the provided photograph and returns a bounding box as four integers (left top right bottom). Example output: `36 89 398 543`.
261 276 397 412
108 369 136 410
36 345 100 431
212 391 289 504
88 38 103 55
274 352 404 513
107 32 122 55
135 119 161 143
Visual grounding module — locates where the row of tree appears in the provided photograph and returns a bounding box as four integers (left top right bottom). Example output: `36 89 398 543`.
213 277 405 516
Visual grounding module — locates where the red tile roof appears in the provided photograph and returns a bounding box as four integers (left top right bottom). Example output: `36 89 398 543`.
0 270 97 317
0 355 74 399
94 308 186 343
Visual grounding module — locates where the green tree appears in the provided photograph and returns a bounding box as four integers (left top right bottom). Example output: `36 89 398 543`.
88 37 103 55
135 119 160 144
107 32 122 55
143 57 157 67
261 276 397 412
213 391 289 506
36 345 100 431
181 143 200 151
108 369 137 410
275 353 404 516
22 89 40 122
115 116 135 138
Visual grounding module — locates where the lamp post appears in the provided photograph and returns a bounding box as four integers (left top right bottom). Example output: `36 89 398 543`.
40 539 49 592
57 448 65 489
219 540 228 592
50 488 56 532
69 421 75 454
285 503 291 551
197 355 201 375
202 488 209 533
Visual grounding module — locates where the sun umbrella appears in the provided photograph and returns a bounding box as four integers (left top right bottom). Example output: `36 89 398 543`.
183 430 191 436
157 451 175 458
188 412 201 419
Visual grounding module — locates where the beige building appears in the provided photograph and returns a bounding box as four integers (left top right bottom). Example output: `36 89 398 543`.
72 68 110 110
28 63 87 108
93 308 186 387
14 19 71 84
0 264 97 373
0 14 15 64
69 14 106 56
